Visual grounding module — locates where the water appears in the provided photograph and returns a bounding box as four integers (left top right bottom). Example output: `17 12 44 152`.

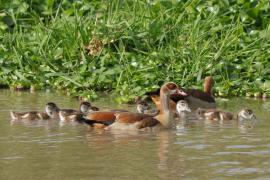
0 89 270 179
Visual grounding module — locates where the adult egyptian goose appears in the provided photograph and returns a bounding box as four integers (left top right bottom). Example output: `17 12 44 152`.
10 102 59 121
84 82 187 129
173 76 215 109
149 76 215 110
151 95 177 114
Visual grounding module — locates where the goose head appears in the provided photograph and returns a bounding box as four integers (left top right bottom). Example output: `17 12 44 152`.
161 82 187 96
237 108 256 121
45 102 60 118
80 101 92 114
176 100 191 114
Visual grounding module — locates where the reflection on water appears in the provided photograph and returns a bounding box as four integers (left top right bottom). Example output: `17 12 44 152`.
0 89 270 179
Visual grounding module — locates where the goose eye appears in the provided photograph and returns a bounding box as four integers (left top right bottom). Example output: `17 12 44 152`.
167 83 177 90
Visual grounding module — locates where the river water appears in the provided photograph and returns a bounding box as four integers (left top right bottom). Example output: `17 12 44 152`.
0 89 270 179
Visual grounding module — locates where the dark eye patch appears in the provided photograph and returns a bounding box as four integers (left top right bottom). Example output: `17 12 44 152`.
82 102 91 106
167 83 177 90
247 109 253 114
46 102 57 108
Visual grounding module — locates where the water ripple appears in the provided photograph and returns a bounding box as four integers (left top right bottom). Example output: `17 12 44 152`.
174 141 194 145
210 161 241 166
184 144 212 150
216 167 264 175
215 150 270 156
225 145 256 149
2 156 24 160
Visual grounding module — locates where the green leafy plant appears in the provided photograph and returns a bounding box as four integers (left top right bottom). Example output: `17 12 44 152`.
0 0 269 102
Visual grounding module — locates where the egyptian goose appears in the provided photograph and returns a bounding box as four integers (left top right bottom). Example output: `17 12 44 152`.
10 102 59 120
173 76 215 109
196 108 233 121
135 97 159 116
135 97 150 114
84 82 187 129
237 108 256 121
237 108 257 130
108 82 187 130
176 100 191 119
151 95 177 114
59 101 96 122
148 76 215 110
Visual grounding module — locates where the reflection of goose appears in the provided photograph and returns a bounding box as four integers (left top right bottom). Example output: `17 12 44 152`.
157 131 170 172
85 82 187 130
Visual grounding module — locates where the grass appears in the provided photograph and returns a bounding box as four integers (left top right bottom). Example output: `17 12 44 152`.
0 0 270 102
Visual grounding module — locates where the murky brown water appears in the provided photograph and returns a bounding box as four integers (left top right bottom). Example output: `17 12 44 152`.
1 89 270 179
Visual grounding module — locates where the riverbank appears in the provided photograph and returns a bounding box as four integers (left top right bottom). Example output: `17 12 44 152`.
0 1 269 102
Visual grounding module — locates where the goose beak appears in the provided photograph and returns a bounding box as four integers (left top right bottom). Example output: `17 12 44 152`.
176 89 188 96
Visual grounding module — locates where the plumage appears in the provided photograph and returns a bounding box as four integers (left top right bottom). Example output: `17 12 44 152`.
107 82 186 130
185 89 215 103
135 97 151 114
176 100 191 119
151 95 177 114
136 117 159 129
148 76 216 110
83 111 117 127
45 102 60 118
10 102 59 121
196 108 233 121
109 109 129 112
59 101 96 122
114 112 153 123
237 108 257 130
85 111 116 122
171 77 215 108
10 111 50 121
84 82 185 130
237 108 256 121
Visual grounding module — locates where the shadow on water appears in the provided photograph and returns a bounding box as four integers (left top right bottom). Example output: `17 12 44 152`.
0 89 270 179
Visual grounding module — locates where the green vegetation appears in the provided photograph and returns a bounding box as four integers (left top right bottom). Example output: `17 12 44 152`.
0 0 270 102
